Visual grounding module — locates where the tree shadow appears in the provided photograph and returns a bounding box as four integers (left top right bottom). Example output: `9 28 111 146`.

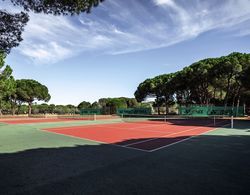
1 130 250 195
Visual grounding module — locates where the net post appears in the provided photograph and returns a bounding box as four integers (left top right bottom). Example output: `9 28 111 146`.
94 114 97 121
231 115 234 129
213 115 216 127
164 115 167 123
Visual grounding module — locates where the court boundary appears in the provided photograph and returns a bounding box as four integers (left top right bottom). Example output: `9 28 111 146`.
124 120 228 147
41 128 150 152
41 120 230 153
149 123 231 152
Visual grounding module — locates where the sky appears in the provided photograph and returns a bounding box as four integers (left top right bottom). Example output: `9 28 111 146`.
2 0 250 105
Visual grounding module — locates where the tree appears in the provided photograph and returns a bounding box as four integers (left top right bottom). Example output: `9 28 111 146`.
134 79 155 102
170 70 192 105
0 10 29 54
106 98 127 114
54 105 66 114
16 79 51 115
48 104 56 114
135 52 250 115
1 0 103 54
135 75 175 114
91 101 100 109
0 52 16 115
126 98 138 108
8 0 104 15
155 74 175 114
242 67 250 90
135 77 164 114
37 103 49 114
78 101 91 109
96 97 137 114
66 104 77 114
214 53 243 109
181 59 217 105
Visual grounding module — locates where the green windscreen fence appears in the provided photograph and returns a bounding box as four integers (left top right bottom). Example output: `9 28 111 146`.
80 108 102 115
179 106 244 117
117 108 152 115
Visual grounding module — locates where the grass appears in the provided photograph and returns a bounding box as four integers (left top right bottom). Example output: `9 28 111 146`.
0 120 250 194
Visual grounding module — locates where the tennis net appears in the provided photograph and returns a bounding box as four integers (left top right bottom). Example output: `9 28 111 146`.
57 114 97 121
121 114 232 127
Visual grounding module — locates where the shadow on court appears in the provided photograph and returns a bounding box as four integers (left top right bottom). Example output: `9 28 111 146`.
162 118 250 129
1 123 250 195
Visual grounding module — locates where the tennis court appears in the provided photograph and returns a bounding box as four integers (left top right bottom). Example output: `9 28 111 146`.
42 116 230 152
0 115 117 124
1 116 250 194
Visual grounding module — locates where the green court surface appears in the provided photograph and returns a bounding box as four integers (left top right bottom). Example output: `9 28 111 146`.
1 120 250 194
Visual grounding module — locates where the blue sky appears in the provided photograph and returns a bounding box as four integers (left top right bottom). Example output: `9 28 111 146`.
3 0 250 105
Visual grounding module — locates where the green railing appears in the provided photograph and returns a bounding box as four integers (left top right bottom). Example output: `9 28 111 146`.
179 106 244 117
117 108 152 115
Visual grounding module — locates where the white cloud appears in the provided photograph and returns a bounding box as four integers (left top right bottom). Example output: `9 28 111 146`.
20 41 72 64
4 0 250 64
154 0 174 6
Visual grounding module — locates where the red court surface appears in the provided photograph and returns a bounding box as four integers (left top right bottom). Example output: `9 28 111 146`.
0 115 119 124
0 118 88 124
43 120 229 152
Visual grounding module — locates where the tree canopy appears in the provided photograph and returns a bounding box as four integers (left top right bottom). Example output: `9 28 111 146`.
8 0 105 15
135 52 250 114
0 0 104 53
77 101 91 109
0 10 29 54
97 97 139 114
15 79 51 114
0 52 16 114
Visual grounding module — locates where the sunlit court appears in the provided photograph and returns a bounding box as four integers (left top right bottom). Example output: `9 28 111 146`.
42 116 231 152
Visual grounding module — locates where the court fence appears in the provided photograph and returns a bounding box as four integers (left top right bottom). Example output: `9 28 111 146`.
117 108 152 115
179 105 244 117
80 108 102 115
80 107 152 116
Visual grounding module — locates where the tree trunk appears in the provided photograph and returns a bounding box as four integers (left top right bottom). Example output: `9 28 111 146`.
213 87 217 99
155 96 160 115
12 107 16 115
220 89 223 100
0 101 2 116
165 98 168 115
233 85 242 117
231 91 236 109
235 86 242 117
11 98 17 115
28 102 32 115
224 77 232 115
17 102 22 115
165 104 168 115
236 95 240 117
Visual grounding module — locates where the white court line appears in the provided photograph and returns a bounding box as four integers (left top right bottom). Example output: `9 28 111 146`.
47 122 173 134
125 120 228 147
41 128 150 153
149 123 231 152
89 120 215 133
124 126 208 147
40 121 230 153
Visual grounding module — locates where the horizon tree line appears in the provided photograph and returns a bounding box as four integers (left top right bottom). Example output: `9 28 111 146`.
135 52 250 115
